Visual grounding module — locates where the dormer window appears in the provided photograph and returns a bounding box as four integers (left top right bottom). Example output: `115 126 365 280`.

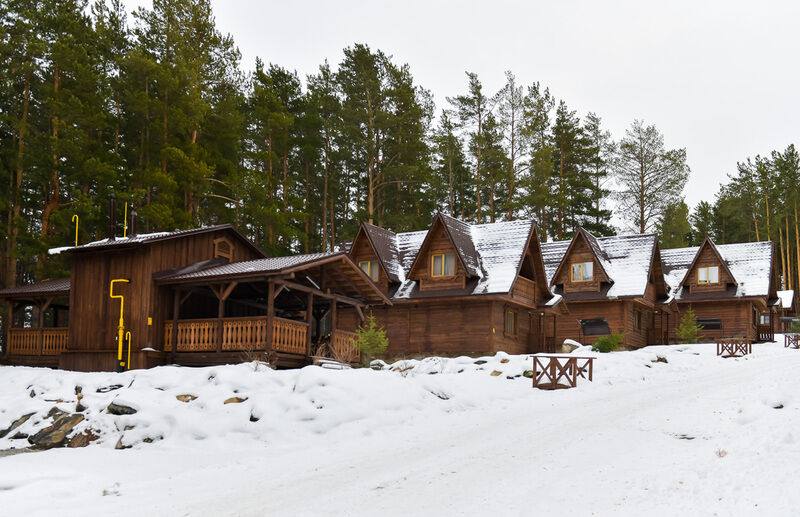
359 260 379 282
571 261 593 282
698 266 719 284
431 253 455 277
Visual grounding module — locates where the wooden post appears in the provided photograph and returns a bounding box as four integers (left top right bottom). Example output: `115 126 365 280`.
170 289 180 362
216 286 225 353
331 300 338 335
37 298 52 356
3 302 12 358
306 292 313 357
266 282 274 351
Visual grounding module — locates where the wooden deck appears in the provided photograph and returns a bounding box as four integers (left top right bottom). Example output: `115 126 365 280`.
7 328 69 356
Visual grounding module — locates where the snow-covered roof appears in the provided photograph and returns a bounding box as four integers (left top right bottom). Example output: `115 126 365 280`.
660 241 774 299
540 231 659 299
778 290 795 309
352 216 554 304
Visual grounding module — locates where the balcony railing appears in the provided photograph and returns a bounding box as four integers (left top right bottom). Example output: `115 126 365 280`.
513 276 536 303
164 316 308 355
8 328 69 355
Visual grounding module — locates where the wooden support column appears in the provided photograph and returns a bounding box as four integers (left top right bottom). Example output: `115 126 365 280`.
266 281 274 351
37 298 52 356
3 302 12 358
331 299 337 333
171 289 180 362
306 292 314 357
212 282 238 353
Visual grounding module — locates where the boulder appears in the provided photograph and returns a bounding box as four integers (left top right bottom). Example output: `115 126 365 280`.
28 414 84 449
46 407 67 420
67 429 100 448
224 396 248 404
176 394 198 403
107 402 137 415
652 356 668 364
522 370 534 378
556 339 581 354
0 412 35 439
490 370 502 377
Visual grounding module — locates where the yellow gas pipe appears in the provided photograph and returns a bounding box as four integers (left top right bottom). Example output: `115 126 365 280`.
72 214 79 246
125 331 132 371
123 202 128 238
110 279 130 372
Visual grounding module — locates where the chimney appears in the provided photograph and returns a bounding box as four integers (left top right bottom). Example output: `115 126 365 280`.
129 205 138 237
108 194 116 241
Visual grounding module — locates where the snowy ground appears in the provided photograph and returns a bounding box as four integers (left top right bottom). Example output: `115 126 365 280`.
1 339 799 516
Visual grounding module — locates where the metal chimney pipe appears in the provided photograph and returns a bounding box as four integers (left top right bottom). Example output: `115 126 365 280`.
129 205 137 237
109 194 116 241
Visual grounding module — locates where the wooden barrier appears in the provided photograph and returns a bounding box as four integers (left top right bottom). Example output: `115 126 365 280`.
165 316 309 355
716 338 752 357
532 355 594 390
331 330 360 363
785 334 800 349
757 324 774 342
513 276 537 302
8 328 68 355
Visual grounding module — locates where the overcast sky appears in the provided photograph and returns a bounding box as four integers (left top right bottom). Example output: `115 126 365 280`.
127 0 800 209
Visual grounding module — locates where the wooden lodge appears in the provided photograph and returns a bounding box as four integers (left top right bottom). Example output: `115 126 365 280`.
0 210 784 371
346 214 565 357
541 229 677 349
661 238 780 343
0 219 389 371
774 289 797 332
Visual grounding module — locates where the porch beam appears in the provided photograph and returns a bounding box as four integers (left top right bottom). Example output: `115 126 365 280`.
306 292 314 356
275 280 364 308
170 289 180 362
266 281 274 352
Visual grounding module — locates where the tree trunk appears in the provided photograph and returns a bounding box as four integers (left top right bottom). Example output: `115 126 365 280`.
304 159 310 253
780 225 787 290
639 162 646 234
41 64 61 266
795 200 800 293
787 217 793 290
322 131 330 252
7 75 29 290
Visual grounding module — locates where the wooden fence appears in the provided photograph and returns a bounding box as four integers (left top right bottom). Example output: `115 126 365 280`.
757 324 774 342
164 316 308 355
532 355 594 390
8 328 68 355
716 338 752 357
785 334 800 349
331 330 360 363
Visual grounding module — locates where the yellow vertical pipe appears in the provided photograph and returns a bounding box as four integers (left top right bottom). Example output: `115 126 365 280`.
123 202 128 238
125 331 132 370
72 214 79 246
110 279 130 372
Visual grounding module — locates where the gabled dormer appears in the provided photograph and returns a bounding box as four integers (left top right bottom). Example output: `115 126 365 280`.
680 237 737 293
551 228 612 293
348 223 400 293
510 224 555 306
646 241 670 302
406 214 479 291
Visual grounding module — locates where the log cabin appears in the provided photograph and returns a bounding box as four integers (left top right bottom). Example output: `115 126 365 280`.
0 210 389 371
775 290 797 332
660 237 779 342
540 228 676 349
346 213 564 357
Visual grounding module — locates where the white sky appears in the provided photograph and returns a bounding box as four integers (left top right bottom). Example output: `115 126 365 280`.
126 0 800 210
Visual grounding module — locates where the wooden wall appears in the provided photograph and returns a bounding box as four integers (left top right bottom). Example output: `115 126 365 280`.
669 301 757 342
410 225 467 291
553 236 609 293
687 245 733 294
63 228 263 371
349 234 390 292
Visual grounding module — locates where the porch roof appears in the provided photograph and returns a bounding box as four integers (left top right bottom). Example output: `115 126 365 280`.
154 252 391 305
0 277 70 300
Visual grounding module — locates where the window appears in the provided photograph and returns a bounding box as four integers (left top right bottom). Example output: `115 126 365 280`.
213 237 234 261
431 253 455 277
760 314 770 325
696 318 722 330
697 266 719 284
358 260 379 282
505 310 516 335
571 261 594 282
633 309 642 331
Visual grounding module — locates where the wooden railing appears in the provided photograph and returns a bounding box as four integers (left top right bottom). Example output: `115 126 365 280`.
331 330 360 363
272 317 308 355
513 276 536 303
716 338 752 357
165 316 308 355
532 355 594 390
8 328 68 355
757 324 774 342
785 334 800 349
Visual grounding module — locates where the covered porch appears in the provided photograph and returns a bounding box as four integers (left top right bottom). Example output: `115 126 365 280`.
0 278 70 367
155 252 391 368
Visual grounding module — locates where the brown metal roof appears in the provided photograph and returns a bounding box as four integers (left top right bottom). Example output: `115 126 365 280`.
360 223 401 282
0 277 70 299
63 224 266 258
156 252 336 282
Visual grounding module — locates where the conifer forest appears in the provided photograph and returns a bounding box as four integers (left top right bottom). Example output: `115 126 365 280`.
1 0 799 291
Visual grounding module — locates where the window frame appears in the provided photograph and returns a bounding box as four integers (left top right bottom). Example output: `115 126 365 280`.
431 253 456 278
571 261 594 282
633 309 642 331
504 309 517 336
358 259 379 282
697 266 720 284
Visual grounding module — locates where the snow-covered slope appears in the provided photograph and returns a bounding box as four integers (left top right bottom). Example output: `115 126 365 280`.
1 340 799 516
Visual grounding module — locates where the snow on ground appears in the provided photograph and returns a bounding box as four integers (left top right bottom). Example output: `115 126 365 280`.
1 339 799 516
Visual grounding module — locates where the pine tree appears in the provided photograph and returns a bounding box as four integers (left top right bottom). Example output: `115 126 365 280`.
615 119 689 233
520 82 554 239
582 112 614 235
690 200 714 244
657 200 692 248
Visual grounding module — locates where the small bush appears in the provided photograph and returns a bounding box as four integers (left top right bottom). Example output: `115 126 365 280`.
356 314 389 359
676 305 703 343
592 331 623 353
789 320 800 334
